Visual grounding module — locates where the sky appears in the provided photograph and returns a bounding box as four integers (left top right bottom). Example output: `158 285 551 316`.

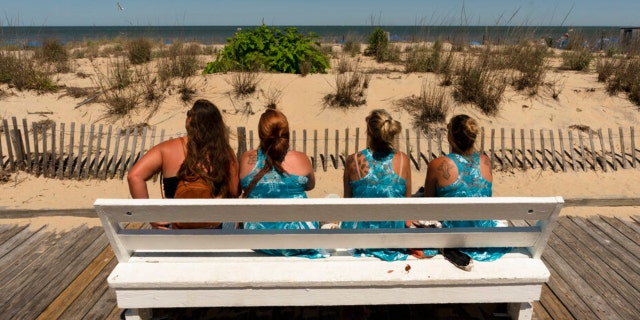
1 0 639 27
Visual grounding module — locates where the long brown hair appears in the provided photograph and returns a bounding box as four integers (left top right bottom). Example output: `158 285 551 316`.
178 99 235 197
258 109 290 175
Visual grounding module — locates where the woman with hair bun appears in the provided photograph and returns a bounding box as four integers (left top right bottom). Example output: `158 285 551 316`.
342 109 412 261
420 114 510 270
238 109 323 258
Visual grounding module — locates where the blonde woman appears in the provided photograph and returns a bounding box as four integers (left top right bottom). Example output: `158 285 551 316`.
342 109 411 261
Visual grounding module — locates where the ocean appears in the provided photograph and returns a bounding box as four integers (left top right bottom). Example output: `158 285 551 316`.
0 25 623 47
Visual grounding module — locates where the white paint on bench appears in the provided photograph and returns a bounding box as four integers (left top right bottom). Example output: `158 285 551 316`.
95 196 563 320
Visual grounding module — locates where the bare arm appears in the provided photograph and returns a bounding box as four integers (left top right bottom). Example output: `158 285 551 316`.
228 158 241 198
399 152 412 197
343 154 355 198
127 144 169 229
127 146 163 199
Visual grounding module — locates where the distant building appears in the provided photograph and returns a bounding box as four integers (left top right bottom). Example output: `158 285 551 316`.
619 27 640 45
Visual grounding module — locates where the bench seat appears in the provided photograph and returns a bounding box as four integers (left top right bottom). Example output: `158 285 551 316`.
96 196 563 320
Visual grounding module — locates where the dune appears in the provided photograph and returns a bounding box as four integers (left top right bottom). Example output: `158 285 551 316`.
1 40 639 230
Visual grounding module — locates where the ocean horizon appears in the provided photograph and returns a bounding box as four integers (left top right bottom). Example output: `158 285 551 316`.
0 25 623 46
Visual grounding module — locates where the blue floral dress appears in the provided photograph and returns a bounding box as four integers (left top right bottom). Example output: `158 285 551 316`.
437 152 510 261
241 149 325 258
341 149 412 261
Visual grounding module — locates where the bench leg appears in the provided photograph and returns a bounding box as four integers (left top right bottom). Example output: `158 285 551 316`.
508 302 533 320
123 308 152 320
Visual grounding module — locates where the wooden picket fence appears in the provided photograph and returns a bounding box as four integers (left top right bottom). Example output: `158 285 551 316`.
1 117 638 180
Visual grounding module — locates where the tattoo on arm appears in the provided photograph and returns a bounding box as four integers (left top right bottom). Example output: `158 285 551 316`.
437 161 453 180
247 154 257 166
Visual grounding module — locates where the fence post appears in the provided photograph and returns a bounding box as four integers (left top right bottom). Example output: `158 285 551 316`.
10 117 25 170
22 119 32 173
313 130 318 171
93 124 104 178
598 128 607 172
619 127 627 169
84 124 95 179
530 129 536 169
520 129 526 170
9 128 25 169
2 119 15 171
32 122 41 176
57 123 65 179
75 124 86 179
608 128 617 171
237 127 247 162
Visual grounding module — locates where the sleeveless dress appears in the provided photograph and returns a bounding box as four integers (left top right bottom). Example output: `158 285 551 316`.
241 149 325 259
340 149 415 261
437 152 510 261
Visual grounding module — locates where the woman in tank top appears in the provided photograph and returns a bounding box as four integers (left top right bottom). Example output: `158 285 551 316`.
127 99 239 229
341 109 413 261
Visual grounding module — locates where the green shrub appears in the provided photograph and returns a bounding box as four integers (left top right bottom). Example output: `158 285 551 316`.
0 50 58 92
364 28 389 63
127 38 152 64
204 25 329 74
405 41 445 73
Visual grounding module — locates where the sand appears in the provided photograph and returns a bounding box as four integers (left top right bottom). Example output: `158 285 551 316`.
1 42 639 230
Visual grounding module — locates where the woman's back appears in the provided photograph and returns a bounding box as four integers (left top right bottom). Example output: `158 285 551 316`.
349 149 406 198
240 149 308 199
436 152 491 198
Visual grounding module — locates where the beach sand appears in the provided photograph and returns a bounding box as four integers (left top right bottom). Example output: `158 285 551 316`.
1 42 639 230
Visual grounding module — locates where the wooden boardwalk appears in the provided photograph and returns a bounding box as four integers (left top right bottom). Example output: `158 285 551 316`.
0 215 638 320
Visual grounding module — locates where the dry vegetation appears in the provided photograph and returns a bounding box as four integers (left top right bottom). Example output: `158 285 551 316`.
1 31 639 131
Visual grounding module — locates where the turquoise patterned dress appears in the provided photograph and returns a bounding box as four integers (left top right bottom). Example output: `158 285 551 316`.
241 149 325 258
341 149 411 261
437 152 511 261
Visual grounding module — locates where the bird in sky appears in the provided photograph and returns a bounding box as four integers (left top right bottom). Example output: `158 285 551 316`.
117 2 124 11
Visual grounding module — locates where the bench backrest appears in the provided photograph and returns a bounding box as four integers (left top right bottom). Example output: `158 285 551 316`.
95 196 563 262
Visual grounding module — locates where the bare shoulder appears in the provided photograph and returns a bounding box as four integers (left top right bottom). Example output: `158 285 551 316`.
240 150 258 165
286 150 311 163
479 153 492 167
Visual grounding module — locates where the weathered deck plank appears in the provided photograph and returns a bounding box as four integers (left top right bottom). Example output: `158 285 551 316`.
0 215 638 319
4 227 104 319
36 240 114 319
552 221 640 317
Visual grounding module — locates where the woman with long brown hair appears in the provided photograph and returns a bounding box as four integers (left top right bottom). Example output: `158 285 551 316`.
128 99 239 229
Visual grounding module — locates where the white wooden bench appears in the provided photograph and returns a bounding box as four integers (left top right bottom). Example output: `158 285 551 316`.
95 196 563 320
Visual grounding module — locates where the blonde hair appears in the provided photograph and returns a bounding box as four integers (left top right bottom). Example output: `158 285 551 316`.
366 109 401 152
448 114 479 152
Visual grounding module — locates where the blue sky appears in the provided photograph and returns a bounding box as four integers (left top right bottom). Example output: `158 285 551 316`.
2 1 639 27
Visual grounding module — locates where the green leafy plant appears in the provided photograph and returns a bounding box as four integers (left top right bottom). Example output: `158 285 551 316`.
204 25 329 74
364 28 389 62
